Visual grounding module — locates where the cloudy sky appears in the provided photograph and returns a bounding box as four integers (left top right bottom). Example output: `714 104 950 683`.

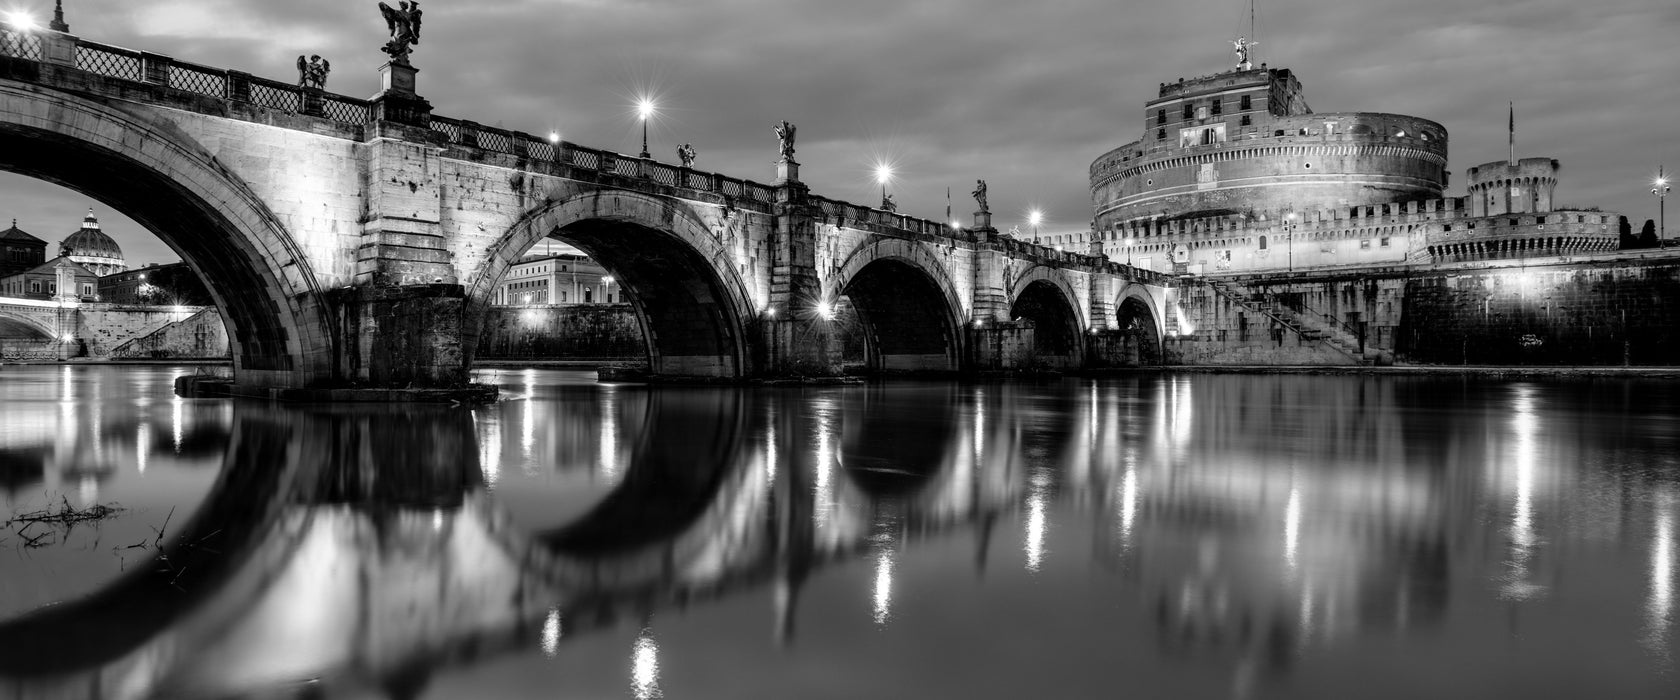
2 0 1676 265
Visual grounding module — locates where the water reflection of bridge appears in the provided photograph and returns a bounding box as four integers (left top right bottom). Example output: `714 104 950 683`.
2 375 1670 698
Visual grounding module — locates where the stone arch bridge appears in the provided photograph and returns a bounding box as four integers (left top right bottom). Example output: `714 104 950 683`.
0 26 1172 391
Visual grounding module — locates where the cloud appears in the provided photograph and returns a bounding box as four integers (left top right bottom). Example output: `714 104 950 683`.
1 0 1674 265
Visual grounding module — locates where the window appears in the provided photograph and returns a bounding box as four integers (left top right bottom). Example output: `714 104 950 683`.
1240 95 1252 110
1240 115 1251 126
1258 235 1268 250
1182 104 1194 119
1211 100 1222 115
1360 240 1372 250
29 280 40 293
81 284 92 296
1156 109 1165 125
48 283 55 294
1156 128 1166 140
560 291 567 302
584 288 593 303
1380 237 1391 247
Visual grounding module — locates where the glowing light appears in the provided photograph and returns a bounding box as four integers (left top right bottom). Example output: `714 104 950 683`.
6 11 36 31
1501 385 1545 601
872 550 895 625
1285 485 1302 570
950 220 961 230
59 333 74 342
431 508 444 531
602 275 615 285
1119 466 1138 542
541 608 562 657
815 300 835 321
547 131 560 144
874 164 893 185
764 306 777 318
1024 470 1050 572
1645 489 1676 658
1028 210 1043 227
171 397 184 453
631 628 661 699
637 98 656 121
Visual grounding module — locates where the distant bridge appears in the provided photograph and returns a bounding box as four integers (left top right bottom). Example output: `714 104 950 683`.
0 23 1171 391
0 295 222 359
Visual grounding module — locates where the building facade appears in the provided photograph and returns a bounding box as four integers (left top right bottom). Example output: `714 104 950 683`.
99 262 214 306
0 220 46 277
0 256 100 301
491 253 621 306
1081 54 1619 275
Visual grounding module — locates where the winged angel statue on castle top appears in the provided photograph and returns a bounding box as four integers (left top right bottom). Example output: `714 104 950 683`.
378 1 424 62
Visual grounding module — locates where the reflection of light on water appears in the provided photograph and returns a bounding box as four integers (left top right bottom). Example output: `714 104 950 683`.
1645 490 1675 659
1502 386 1544 601
1170 377 1192 449
521 397 536 461
1298 586 1316 650
1025 471 1050 572
78 475 97 507
1119 464 1138 545
600 386 619 480
431 508 444 531
541 608 562 658
764 421 778 483
59 365 71 401
631 628 661 699
973 393 986 461
476 411 502 487
135 422 151 474
1285 485 1302 571
873 549 895 626
171 397 184 453
813 401 836 529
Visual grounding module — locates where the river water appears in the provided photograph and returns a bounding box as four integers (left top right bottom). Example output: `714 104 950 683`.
0 365 1677 699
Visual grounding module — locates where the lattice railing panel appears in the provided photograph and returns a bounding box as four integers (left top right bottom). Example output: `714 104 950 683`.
167 64 225 97
322 97 369 124
0 29 42 61
249 82 300 113
74 44 141 81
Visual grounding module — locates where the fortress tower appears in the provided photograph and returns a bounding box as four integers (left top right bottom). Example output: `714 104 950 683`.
1089 65 1448 231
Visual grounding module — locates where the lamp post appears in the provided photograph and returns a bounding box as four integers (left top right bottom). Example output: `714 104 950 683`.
1029 210 1043 244
637 99 655 159
1656 166 1671 245
602 275 614 303
875 165 893 210
1285 212 1297 272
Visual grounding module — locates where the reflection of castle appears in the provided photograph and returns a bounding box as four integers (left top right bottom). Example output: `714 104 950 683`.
1068 48 1620 274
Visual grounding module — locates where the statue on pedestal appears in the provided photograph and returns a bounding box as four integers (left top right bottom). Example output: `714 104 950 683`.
677 143 697 168
972 179 989 213
773 120 797 160
378 1 424 62
882 193 897 213
296 54 331 89
1232 36 1257 70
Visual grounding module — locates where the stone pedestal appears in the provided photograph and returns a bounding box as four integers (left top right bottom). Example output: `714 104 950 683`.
331 284 470 388
776 158 799 184
380 60 418 95
40 32 75 67
974 210 991 229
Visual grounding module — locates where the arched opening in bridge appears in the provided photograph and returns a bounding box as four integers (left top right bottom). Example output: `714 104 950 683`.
1011 280 1082 369
1115 295 1163 366
473 220 744 378
0 125 285 372
837 259 961 373
0 313 53 359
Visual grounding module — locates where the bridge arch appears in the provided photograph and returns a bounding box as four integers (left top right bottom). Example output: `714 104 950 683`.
0 82 331 386
826 237 966 373
467 190 757 378
0 309 55 339
1010 266 1087 368
1114 283 1165 365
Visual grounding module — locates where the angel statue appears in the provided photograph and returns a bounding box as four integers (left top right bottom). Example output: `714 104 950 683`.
1232 36 1257 70
773 120 796 159
378 1 424 61
881 193 898 213
296 54 331 89
677 143 697 168
972 179 989 213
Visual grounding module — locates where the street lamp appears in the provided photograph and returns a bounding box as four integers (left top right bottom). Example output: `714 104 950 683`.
875 164 893 210
5 11 37 31
602 275 614 303
1029 210 1043 244
637 98 655 159
1285 212 1297 272
1656 166 1671 245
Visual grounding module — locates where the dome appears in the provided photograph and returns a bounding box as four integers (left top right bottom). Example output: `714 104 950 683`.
60 208 125 276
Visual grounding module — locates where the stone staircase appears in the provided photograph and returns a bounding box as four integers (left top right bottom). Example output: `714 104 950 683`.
1203 280 1388 366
